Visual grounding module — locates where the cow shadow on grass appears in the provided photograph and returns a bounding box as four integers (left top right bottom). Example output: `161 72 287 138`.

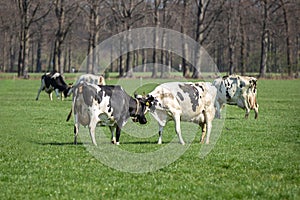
31 140 84 146
120 141 158 145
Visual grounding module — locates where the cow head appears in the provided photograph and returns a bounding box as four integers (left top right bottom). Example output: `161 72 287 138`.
131 95 155 124
63 83 73 98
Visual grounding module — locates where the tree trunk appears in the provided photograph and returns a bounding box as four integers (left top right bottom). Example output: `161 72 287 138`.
238 1 246 75
280 0 292 77
68 39 72 73
125 27 133 77
152 0 160 78
142 49 147 72
22 29 29 79
36 32 42 72
181 0 190 77
192 0 208 78
259 0 269 78
2 31 7 72
227 1 236 75
9 33 15 72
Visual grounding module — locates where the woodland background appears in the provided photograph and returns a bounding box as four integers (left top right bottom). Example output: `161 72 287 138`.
0 0 299 78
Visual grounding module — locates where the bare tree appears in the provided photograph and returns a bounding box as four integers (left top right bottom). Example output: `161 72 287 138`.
15 0 51 77
106 0 145 77
279 0 292 77
80 0 106 74
180 0 190 77
192 0 224 78
52 0 79 73
151 0 160 78
259 0 269 78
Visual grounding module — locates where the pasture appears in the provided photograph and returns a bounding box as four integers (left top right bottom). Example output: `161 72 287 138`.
0 77 299 199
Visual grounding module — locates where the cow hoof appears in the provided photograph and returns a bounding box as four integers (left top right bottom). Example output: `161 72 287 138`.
116 142 120 145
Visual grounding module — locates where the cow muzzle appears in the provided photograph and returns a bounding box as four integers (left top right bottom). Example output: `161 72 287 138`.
137 116 147 124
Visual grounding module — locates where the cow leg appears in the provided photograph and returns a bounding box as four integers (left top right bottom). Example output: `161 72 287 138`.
36 87 43 100
158 125 164 144
200 123 206 144
55 89 60 99
215 101 221 119
74 124 79 145
109 126 116 144
242 97 250 119
74 115 79 144
205 121 212 144
115 126 121 145
174 115 185 145
244 108 250 119
49 92 53 101
88 120 97 146
254 105 259 119
61 92 64 101
36 80 45 100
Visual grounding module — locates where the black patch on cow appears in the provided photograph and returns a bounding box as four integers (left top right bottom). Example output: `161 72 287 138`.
107 105 112 113
179 84 199 112
177 92 184 101
226 90 231 99
239 82 245 88
195 83 204 92
82 85 97 107
222 75 229 79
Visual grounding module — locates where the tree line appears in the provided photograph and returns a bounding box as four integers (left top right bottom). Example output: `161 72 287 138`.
0 0 299 78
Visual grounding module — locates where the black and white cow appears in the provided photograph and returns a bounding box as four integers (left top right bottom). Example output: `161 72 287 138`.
36 72 72 101
146 82 217 145
213 75 259 119
66 82 153 145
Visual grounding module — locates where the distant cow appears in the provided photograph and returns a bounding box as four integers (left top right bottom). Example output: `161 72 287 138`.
66 82 153 145
146 82 217 144
213 75 259 119
36 72 72 101
67 74 106 96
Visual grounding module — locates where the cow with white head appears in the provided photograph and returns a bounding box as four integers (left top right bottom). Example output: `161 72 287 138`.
146 82 217 145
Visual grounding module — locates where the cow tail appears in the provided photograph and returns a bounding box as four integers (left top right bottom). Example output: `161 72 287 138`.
66 108 72 122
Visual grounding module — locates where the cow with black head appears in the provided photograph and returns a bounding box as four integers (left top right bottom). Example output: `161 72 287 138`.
66 82 153 145
36 71 72 101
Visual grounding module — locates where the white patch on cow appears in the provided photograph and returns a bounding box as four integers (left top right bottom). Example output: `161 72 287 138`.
51 72 61 79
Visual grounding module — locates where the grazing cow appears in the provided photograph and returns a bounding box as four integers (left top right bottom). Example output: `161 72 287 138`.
67 74 106 96
66 82 153 145
146 82 217 145
213 75 259 119
36 72 72 101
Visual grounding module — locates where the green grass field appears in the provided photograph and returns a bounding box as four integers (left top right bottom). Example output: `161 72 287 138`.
0 77 299 199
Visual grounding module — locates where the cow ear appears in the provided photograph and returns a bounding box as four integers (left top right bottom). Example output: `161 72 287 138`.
145 95 155 107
